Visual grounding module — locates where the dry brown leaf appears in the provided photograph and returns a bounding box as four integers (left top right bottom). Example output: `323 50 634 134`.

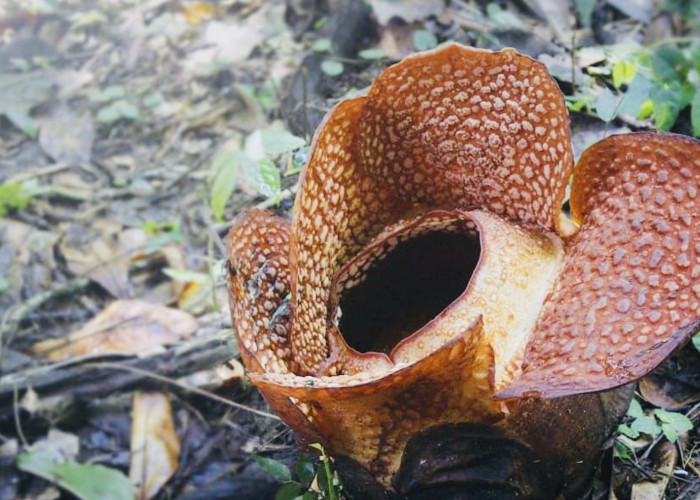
630 442 677 500
639 345 700 410
31 299 198 361
38 104 95 164
179 2 219 25
31 429 80 463
60 220 147 298
129 391 180 500
378 20 418 60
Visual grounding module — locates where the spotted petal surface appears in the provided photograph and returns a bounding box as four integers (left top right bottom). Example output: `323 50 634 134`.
289 44 574 375
501 133 700 398
226 43 700 494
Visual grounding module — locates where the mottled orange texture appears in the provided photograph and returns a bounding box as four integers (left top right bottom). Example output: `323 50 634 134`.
226 43 700 494
501 133 700 398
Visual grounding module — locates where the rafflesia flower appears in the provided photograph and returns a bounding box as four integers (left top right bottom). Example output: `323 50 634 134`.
227 44 700 498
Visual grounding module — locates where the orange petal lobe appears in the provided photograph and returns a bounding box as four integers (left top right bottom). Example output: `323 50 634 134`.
361 44 573 233
290 98 399 373
251 318 502 486
227 209 293 374
501 133 700 399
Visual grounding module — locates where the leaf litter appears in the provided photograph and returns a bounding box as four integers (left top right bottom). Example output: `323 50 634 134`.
1 0 700 499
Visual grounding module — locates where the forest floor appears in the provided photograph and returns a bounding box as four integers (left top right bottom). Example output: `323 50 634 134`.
1 0 700 499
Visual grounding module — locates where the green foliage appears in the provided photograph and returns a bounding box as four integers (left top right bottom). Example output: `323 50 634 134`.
573 40 700 135
595 87 619 122
208 127 306 220
17 450 134 500
663 0 700 27
574 0 596 28
693 331 700 353
96 99 140 123
485 3 523 29
0 182 32 216
88 85 140 123
617 398 694 442
359 48 386 60
255 444 341 500
413 30 438 51
320 60 344 77
312 38 332 53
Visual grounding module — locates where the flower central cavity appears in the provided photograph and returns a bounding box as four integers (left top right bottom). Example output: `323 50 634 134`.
334 224 481 355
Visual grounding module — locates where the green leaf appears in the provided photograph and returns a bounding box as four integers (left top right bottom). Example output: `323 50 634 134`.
6 110 38 137
693 331 700 353
162 268 211 284
245 128 307 160
358 48 386 60
413 30 438 51
574 0 595 28
595 87 618 122
618 74 654 117
141 92 164 109
295 454 317 490
243 159 282 199
0 71 54 116
210 149 247 221
630 415 661 437
615 441 632 461
486 3 523 29
96 103 121 123
655 409 693 430
651 84 683 130
0 182 32 216
254 455 292 482
320 60 344 77
87 85 125 103
612 60 637 89
114 100 140 121
274 482 303 500
312 38 332 53
17 450 134 500
691 91 700 137
651 47 686 83
617 423 640 439
627 398 644 418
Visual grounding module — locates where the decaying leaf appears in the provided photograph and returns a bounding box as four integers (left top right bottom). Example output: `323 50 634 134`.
31 299 198 360
38 104 95 164
639 344 700 410
129 391 181 500
630 441 677 500
60 220 147 298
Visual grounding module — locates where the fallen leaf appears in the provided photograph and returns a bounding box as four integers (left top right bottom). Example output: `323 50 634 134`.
0 70 54 116
60 221 147 298
639 344 700 410
17 449 134 500
31 429 80 463
179 2 219 25
517 0 573 45
630 441 677 500
31 299 198 361
369 0 444 25
129 392 180 500
379 20 417 60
